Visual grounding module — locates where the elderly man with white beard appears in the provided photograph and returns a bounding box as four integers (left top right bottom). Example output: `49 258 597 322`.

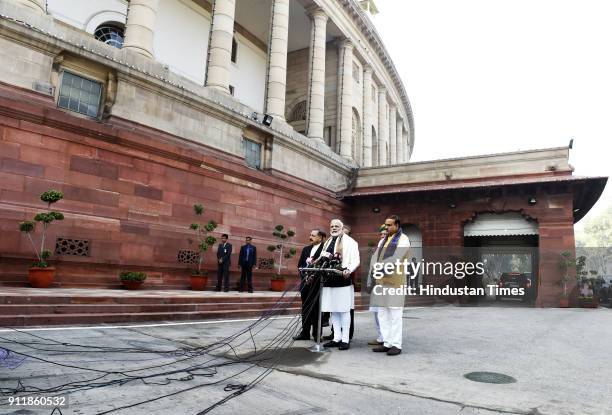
320 219 360 350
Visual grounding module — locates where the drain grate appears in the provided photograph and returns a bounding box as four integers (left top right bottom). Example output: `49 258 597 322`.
464 371 516 384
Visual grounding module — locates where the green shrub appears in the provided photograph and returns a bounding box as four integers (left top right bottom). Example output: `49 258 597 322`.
119 272 147 282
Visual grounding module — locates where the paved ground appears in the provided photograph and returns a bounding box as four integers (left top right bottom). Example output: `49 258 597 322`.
0 305 611 415
0 287 299 299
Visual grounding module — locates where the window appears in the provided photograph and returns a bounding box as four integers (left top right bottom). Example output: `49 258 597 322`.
353 62 360 84
243 138 261 169
229 85 235 96
324 126 332 146
231 37 238 63
372 86 376 101
288 100 307 122
94 23 124 49
57 71 102 117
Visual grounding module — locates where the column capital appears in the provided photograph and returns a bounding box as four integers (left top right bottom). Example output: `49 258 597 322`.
337 37 353 50
307 7 328 22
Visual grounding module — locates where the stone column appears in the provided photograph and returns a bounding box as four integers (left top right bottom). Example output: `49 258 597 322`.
123 0 159 59
13 0 45 13
338 39 354 159
305 8 328 142
388 104 397 164
264 0 290 119
362 65 373 167
405 128 411 161
205 0 236 93
377 87 388 165
396 118 404 163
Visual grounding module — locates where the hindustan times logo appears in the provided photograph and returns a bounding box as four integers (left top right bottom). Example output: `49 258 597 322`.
372 259 485 280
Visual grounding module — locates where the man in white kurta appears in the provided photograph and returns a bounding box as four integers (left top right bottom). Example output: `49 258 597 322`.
369 215 410 356
320 219 360 350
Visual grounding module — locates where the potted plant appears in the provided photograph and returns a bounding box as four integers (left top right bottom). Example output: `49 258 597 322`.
267 224 296 292
270 274 286 292
579 270 599 308
119 271 147 290
187 203 217 290
18 189 65 288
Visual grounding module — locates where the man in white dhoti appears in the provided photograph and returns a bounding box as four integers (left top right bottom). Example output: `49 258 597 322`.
367 225 387 346
369 215 410 356
320 219 360 350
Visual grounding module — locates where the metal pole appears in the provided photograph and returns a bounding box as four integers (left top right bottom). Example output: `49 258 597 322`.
308 271 329 353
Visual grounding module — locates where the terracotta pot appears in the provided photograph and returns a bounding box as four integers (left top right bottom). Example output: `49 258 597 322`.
270 279 286 292
190 275 208 291
579 298 598 308
28 267 55 288
122 280 144 290
559 297 570 308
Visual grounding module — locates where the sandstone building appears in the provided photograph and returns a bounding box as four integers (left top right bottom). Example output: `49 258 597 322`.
0 0 606 307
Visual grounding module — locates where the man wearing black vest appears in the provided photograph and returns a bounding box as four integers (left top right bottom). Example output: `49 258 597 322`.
215 234 232 292
294 229 326 340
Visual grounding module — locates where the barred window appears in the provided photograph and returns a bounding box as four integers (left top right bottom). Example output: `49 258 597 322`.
94 23 124 49
244 139 261 170
57 72 102 118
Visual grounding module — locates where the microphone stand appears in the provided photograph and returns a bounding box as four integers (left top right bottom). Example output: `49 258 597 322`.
299 267 343 353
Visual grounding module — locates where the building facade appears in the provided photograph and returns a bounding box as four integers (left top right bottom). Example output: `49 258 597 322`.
0 0 606 306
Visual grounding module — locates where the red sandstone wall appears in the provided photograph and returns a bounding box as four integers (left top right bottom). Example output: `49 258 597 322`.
347 188 577 307
0 87 343 290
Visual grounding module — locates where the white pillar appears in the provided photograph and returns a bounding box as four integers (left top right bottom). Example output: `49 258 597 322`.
265 0 290 119
338 39 354 159
396 118 404 163
405 128 411 161
377 87 388 166
388 104 397 164
123 0 159 59
205 0 236 93
362 65 373 167
306 8 328 142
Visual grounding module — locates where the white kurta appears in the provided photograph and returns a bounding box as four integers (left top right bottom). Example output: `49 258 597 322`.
320 234 360 313
321 286 353 312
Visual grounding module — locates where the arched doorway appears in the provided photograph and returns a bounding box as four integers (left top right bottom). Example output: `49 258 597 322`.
463 212 539 306
287 99 307 135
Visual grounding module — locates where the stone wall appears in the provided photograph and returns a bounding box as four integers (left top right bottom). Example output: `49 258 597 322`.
0 85 346 289
346 184 577 307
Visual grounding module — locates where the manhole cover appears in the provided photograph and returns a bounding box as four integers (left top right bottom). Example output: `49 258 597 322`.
464 371 516 384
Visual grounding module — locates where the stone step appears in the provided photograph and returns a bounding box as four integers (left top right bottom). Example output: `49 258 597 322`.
0 294 306 305
0 308 304 327
0 302 305 315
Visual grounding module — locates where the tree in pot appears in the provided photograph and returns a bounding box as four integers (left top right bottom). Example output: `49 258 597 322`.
267 224 296 292
119 271 147 290
18 190 64 288
187 203 217 290
558 251 575 307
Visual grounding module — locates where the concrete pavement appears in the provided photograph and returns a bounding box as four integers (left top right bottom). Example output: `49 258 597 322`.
0 305 610 414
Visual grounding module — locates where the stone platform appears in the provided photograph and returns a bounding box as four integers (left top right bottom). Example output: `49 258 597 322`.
0 287 438 327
